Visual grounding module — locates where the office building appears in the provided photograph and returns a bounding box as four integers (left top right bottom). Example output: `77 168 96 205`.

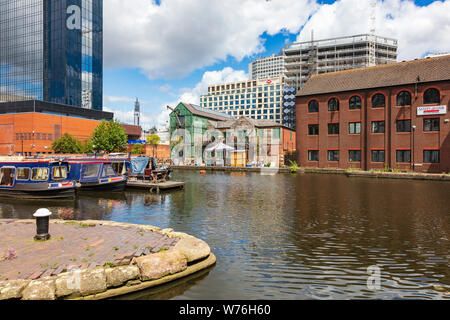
284 34 398 90
199 77 284 124
0 0 103 110
296 55 450 173
249 54 285 80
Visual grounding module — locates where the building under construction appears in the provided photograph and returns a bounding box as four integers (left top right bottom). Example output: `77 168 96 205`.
283 34 398 90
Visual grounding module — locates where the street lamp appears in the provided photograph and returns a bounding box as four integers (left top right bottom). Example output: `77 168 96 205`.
411 125 416 171
92 144 96 158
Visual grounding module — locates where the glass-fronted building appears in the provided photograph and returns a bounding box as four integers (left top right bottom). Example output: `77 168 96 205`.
0 0 103 110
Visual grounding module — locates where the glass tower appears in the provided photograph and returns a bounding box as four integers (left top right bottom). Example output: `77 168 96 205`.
0 0 103 110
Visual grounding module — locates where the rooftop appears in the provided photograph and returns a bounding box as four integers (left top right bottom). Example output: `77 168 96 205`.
296 55 450 97
180 102 233 121
0 100 114 121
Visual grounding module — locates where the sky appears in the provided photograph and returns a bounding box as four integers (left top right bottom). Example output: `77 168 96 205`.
102 0 450 130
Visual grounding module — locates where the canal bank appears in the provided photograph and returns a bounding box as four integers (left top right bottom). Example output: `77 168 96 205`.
0 219 215 300
172 165 450 181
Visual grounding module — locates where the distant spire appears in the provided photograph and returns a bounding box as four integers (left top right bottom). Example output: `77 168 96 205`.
134 98 140 126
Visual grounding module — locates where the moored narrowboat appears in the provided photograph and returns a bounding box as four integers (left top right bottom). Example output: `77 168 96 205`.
67 159 127 192
0 158 76 199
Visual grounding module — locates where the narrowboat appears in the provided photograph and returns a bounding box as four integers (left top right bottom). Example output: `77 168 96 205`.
0 158 76 199
67 159 127 192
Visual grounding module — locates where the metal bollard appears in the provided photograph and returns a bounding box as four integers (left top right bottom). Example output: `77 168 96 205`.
33 208 52 241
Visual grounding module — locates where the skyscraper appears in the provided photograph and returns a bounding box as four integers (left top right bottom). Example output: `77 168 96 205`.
0 0 103 110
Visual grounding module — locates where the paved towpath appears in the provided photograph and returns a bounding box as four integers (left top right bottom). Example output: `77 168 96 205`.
0 219 179 281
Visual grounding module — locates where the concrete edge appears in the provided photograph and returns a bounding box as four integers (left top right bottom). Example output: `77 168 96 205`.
70 253 216 300
172 166 450 181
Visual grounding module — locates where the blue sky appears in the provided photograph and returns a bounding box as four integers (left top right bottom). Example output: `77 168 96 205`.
102 0 449 129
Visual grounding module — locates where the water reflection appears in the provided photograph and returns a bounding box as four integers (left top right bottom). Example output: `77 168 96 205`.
114 267 214 300
0 171 449 299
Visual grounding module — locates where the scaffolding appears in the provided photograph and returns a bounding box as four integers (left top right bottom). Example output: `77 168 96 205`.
283 34 398 90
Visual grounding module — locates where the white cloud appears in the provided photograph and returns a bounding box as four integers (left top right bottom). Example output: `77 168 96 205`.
104 0 317 78
104 95 136 104
104 67 247 130
296 0 450 61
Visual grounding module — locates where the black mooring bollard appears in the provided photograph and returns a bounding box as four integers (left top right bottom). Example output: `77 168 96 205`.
33 208 52 241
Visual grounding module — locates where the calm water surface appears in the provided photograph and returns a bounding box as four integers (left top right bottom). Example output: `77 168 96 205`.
0 170 449 300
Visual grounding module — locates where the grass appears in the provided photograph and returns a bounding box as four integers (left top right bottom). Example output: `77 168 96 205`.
288 160 299 173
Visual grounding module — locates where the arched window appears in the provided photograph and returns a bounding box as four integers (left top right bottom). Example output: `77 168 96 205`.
396 91 411 106
349 96 361 110
308 100 319 112
372 93 385 108
328 98 339 111
423 88 440 104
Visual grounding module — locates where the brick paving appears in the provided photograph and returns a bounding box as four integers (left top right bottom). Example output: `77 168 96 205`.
0 220 179 281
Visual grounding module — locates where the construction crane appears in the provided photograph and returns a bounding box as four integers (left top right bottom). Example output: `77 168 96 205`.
368 0 377 66
166 105 183 128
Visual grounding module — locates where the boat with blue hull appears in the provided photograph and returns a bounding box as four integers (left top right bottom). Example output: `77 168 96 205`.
0 158 76 199
66 159 127 192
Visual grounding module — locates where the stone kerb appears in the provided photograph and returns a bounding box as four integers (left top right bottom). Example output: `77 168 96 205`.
0 220 213 300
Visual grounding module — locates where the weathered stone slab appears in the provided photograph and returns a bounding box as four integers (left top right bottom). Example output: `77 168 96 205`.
0 279 30 300
105 265 140 288
22 278 56 300
134 249 187 281
55 270 82 298
79 267 107 296
173 235 211 263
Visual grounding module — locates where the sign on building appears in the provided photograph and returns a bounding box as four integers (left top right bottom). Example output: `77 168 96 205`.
417 105 447 116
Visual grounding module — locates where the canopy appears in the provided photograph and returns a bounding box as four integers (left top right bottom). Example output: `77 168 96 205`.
130 157 150 174
205 142 235 153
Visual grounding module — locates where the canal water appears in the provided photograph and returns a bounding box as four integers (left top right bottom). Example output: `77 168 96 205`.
0 170 449 300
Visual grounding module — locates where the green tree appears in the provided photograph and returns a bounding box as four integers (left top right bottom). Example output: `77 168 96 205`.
80 139 94 154
146 134 161 157
131 144 144 155
90 121 128 153
51 133 83 154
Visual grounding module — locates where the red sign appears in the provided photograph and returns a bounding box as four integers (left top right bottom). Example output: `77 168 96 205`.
266 79 272 84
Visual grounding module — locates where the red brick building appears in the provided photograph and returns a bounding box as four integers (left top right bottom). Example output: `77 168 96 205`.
296 55 450 173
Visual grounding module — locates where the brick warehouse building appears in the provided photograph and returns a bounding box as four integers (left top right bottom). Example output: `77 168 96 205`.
296 55 450 173
0 100 113 156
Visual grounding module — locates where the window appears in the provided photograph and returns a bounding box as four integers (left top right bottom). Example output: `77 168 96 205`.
424 150 440 163
328 98 339 111
83 164 101 178
372 150 385 163
308 124 319 135
349 122 361 134
396 150 411 163
52 166 67 180
396 119 411 132
308 150 319 161
372 94 385 108
423 88 440 104
349 96 361 110
372 121 385 133
328 123 339 135
16 168 31 181
101 164 117 178
272 128 281 139
31 168 49 181
0 168 15 186
328 150 339 162
308 100 319 112
423 118 440 132
349 150 361 162
396 91 411 106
